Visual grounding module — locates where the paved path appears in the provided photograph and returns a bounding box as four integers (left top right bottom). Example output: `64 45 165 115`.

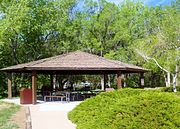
2 99 81 129
29 102 81 129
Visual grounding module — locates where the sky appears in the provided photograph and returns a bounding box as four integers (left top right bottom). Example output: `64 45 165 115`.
106 0 174 6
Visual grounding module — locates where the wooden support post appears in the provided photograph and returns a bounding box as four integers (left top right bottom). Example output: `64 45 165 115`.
117 71 122 89
140 73 145 88
32 71 37 105
7 73 12 99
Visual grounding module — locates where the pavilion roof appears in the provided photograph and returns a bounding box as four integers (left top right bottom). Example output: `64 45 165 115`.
1 51 147 73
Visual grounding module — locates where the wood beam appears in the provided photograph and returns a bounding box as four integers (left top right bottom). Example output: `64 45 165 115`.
117 71 122 89
7 73 12 99
32 71 37 105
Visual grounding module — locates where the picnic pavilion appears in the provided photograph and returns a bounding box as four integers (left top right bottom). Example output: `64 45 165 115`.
1 51 147 104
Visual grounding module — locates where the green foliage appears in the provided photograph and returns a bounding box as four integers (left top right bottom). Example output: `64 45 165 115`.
135 1 180 74
69 88 180 129
0 101 20 129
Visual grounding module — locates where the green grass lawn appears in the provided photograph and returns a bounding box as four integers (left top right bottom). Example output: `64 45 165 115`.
0 101 20 129
68 88 180 129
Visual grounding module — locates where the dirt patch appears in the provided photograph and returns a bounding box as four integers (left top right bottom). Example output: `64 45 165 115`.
11 106 26 129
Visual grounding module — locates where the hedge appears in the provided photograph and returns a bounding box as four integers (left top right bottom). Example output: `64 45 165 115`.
68 88 180 129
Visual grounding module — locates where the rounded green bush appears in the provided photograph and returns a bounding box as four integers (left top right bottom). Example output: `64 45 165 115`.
68 88 180 129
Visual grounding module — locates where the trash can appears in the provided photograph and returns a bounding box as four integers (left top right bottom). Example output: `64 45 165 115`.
20 88 32 104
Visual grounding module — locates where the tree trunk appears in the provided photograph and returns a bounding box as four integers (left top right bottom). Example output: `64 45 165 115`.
167 72 171 87
173 64 179 92
165 72 171 87
53 75 56 90
12 73 15 96
173 74 177 92
101 75 104 90
178 70 180 86
107 75 110 87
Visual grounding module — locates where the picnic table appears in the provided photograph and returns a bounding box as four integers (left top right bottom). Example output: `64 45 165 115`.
43 89 104 102
44 91 70 102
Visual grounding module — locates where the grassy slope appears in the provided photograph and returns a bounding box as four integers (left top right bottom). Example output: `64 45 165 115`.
0 101 20 129
68 89 180 129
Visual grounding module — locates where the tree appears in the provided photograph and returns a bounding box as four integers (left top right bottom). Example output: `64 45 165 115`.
135 1 180 91
0 0 78 96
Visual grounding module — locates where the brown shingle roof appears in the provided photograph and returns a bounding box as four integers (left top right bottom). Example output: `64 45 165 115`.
1 51 147 72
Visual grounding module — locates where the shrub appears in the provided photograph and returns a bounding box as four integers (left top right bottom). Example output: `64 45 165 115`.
68 88 180 129
160 86 180 92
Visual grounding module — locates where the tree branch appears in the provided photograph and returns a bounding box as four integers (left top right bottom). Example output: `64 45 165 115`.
136 49 170 73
